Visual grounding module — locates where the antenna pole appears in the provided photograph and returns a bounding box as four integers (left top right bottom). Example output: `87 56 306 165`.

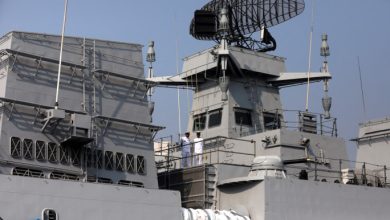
305 0 316 112
55 0 68 109
357 56 367 119
174 13 182 135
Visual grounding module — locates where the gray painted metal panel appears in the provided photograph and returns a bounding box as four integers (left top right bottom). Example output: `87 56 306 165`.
0 174 182 220
0 31 160 189
264 178 390 220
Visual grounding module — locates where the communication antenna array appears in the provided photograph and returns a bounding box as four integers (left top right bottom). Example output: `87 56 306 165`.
190 0 305 51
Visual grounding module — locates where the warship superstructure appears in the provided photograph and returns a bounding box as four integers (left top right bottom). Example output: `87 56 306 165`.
0 31 181 219
0 0 390 220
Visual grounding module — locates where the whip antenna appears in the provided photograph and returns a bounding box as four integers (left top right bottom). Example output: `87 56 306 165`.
305 0 316 112
357 56 367 119
55 0 68 109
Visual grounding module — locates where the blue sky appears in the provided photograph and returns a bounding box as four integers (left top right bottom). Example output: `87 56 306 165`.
1 0 389 158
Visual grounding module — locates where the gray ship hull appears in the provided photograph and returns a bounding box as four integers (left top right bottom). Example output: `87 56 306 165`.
1 174 389 220
0 174 182 220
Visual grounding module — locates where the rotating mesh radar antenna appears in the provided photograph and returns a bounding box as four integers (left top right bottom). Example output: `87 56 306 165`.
190 0 305 51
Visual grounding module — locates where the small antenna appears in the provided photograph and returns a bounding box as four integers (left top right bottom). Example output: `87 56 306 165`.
357 56 367 119
305 0 316 112
54 0 68 109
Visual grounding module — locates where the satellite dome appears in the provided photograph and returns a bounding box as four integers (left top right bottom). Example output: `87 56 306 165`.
251 155 284 171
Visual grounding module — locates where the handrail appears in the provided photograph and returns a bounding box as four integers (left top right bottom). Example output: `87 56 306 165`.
155 135 389 187
3 48 86 70
0 97 86 115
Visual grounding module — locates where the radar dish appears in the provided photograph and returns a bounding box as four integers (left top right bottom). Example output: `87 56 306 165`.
190 0 305 51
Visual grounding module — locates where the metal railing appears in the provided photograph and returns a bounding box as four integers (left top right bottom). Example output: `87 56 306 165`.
155 136 389 188
284 157 388 187
235 109 338 137
155 136 256 171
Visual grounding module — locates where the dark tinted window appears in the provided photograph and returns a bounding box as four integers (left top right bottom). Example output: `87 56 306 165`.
208 109 222 128
193 113 206 131
263 112 281 130
234 108 252 126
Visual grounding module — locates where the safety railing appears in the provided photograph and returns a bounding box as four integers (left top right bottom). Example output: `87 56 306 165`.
284 157 388 188
155 136 256 171
155 135 389 188
235 109 338 137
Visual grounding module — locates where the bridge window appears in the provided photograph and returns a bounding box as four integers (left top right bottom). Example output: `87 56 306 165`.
234 108 252 126
10 137 22 158
193 113 206 131
263 112 281 130
208 109 222 128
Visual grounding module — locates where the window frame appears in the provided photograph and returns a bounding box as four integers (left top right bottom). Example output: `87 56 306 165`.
193 113 207 131
208 108 223 128
234 107 253 126
263 111 281 130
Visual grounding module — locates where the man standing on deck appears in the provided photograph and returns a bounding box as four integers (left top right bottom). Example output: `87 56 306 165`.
181 132 191 167
193 132 204 165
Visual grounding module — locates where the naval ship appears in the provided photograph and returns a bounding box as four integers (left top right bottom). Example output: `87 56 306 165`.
0 0 389 219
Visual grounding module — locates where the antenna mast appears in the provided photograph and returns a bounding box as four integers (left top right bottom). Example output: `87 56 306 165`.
55 0 68 109
357 56 367 119
305 0 316 112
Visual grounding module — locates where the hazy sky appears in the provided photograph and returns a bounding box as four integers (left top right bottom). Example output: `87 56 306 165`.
1 0 389 157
